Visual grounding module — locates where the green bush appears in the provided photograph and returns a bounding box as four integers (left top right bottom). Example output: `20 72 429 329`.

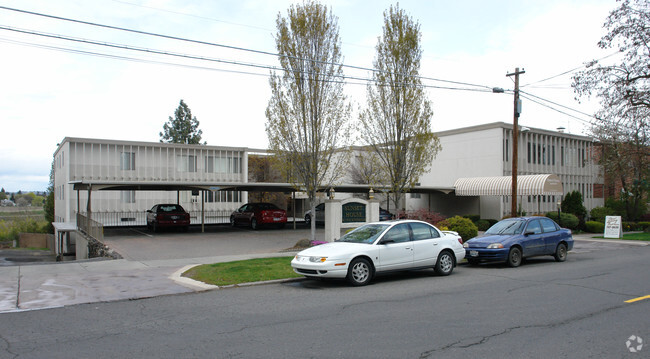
439 216 478 242
585 221 605 233
545 212 580 230
589 206 619 222
475 219 491 231
463 214 480 223
639 222 650 232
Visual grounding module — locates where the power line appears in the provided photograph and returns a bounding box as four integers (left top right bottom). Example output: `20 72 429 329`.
0 5 494 91
519 93 593 125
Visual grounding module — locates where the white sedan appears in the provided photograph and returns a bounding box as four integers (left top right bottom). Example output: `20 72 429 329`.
291 220 466 286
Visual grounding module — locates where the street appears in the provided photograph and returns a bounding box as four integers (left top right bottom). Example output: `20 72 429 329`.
1 239 648 358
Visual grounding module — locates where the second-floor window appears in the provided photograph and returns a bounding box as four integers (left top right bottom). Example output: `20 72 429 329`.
177 155 197 172
121 152 136 171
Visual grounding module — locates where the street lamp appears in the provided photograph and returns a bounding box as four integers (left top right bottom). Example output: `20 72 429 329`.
557 200 562 227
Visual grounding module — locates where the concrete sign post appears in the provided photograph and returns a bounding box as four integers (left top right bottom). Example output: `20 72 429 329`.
604 216 623 239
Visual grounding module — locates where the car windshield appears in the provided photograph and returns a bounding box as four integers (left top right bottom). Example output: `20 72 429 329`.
339 224 390 244
485 219 526 235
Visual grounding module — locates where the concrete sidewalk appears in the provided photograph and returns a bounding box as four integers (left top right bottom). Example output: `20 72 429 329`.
1 232 646 314
0 251 298 313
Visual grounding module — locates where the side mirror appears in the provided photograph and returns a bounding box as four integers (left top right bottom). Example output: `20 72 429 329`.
146 210 152 213
524 231 534 236
380 238 395 244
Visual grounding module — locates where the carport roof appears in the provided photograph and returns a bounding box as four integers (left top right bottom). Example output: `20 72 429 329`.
70 180 454 194
453 174 563 196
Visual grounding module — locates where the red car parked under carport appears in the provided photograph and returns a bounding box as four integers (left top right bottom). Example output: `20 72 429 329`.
230 203 287 230
146 204 191 232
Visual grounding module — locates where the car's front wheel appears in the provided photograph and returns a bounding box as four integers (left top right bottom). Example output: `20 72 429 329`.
507 247 522 267
435 251 454 276
347 258 372 286
554 243 568 262
304 214 311 226
230 216 236 227
251 218 258 230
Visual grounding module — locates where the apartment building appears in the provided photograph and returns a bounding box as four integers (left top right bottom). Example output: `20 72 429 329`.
53 137 249 226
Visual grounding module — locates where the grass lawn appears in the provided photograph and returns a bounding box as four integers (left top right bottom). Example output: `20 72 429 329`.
594 232 650 241
182 256 302 286
621 232 650 241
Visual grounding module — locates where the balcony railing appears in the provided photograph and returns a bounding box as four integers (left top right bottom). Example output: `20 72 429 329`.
77 212 104 242
77 211 232 227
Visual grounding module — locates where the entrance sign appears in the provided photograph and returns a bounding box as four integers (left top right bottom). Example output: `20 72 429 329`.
342 202 366 223
604 216 622 239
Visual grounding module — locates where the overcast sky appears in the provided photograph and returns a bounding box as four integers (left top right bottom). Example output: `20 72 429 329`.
0 0 617 192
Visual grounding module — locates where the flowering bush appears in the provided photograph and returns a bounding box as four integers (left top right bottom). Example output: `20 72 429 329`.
310 240 327 246
396 208 446 225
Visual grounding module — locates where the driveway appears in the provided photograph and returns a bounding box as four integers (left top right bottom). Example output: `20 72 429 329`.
102 224 326 261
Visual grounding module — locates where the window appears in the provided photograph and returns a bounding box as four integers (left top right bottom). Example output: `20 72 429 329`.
383 224 411 243
177 155 197 172
525 220 542 235
121 190 135 203
410 222 440 240
205 156 241 173
121 152 136 171
540 218 558 233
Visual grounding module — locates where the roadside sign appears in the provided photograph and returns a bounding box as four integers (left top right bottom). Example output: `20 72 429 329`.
604 216 622 239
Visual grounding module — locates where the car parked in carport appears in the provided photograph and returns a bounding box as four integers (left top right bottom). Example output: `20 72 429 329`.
146 204 190 232
463 217 573 267
230 203 287 229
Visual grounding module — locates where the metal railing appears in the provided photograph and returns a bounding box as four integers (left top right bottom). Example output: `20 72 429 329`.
77 212 104 243
77 211 232 227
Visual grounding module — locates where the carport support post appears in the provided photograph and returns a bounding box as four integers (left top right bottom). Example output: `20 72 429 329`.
324 200 342 242
201 190 205 233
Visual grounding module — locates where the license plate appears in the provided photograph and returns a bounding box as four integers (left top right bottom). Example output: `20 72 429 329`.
273 218 281 221
470 250 479 257
171 215 179 220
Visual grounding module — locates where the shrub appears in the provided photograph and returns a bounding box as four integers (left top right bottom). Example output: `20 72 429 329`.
545 212 579 230
0 218 49 241
397 208 446 225
439 216 478 242
585 221 605 233
463 214 480 223
589 206 618 222
638 222 650 232
475 219 491 231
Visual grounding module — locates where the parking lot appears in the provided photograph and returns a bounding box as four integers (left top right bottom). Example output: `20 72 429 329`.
102 223 329 261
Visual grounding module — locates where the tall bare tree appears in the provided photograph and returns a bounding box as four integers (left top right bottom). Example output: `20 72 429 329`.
266 1 352 241
359 5 440 211
572 0 650 220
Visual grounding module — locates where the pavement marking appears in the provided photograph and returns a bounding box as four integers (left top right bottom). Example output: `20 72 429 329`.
129 228 153 238
625 295 650 303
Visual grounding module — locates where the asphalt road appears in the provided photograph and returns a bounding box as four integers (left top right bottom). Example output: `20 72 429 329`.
0 239 647 358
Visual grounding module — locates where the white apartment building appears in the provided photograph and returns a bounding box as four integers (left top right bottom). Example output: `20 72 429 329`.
409 122 603 219
53 137 249 226
53 122 603 229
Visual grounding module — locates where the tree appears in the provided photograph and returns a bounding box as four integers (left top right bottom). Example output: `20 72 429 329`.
160 99 205 144
359 5 440 211
44 160 55 233
0 188 6 201
562 190 587 227
266 1 352 241
572 0 650 221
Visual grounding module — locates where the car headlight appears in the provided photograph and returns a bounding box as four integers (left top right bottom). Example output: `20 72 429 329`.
309 256 327 263
487 243 504 249
463 242 469 248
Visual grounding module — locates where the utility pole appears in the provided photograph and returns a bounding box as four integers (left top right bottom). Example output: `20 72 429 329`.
506 68 524 217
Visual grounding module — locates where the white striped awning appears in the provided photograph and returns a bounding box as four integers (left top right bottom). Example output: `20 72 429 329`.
454 174 563 196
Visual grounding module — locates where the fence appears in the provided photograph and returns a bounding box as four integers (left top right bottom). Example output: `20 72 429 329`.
77 212 104 243
77 211 232 227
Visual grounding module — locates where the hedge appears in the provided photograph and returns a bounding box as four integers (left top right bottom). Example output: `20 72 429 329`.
585 221 605 233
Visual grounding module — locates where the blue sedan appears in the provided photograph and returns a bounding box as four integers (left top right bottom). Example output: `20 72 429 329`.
463 217 573 267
